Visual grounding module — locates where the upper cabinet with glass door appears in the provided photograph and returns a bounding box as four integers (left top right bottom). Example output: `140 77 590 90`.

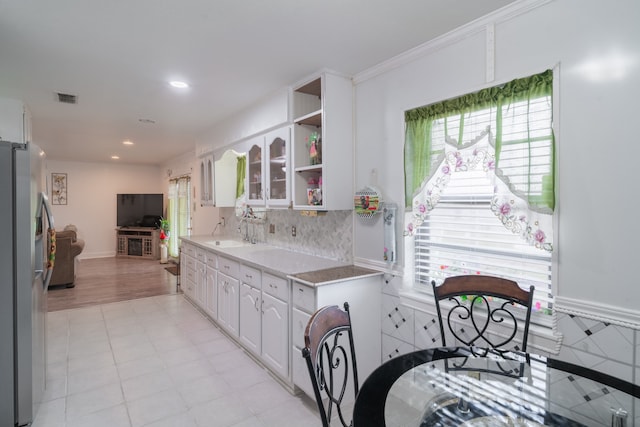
244 126 291 208
245 135 264 206
291 72 353 210
265 126 291 208
199 153 214 206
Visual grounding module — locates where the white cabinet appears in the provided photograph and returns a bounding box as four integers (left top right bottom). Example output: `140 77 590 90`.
239 264 262 354
290 272 382 399
182 244 218 321
181 244 197 300
238 267 289 380
291 72 353 210
217 272 239 337
204 253 218 320
0 98 29 143
245 135 265 205
239 283 261 355
195 249 207 308
260 273 289 379
245 126 292 208
199 153 214 206
265 126 291 208
217 257 240 337
214 149 242 207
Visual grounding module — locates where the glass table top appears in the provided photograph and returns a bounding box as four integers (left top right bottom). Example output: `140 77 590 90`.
354 347 638 427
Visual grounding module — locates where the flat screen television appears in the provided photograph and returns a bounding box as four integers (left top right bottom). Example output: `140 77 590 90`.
116 193 163 228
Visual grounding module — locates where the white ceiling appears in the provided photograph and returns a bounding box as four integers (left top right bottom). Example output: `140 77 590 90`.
0 0 515 165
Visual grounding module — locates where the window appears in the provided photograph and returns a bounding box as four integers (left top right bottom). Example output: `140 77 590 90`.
404 70 555 322
167 176 191 258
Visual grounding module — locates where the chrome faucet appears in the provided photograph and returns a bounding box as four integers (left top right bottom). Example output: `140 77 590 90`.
238 206 256 243
211 221 222 237
238 217 249 241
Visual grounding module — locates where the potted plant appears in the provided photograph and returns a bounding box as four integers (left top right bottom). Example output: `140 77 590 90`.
159 218 170 239
159 218 170 263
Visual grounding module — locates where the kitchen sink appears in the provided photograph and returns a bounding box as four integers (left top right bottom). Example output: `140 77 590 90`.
208 239 250 248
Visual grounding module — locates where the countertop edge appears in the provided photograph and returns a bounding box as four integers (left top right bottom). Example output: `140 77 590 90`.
287 270 384 287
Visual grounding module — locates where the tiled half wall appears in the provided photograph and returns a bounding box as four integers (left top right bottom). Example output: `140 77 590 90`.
218 208 353 263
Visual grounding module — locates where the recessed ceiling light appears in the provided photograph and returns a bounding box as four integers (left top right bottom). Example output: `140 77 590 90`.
111 155 120 160
169 80 189 89
122 140 134 146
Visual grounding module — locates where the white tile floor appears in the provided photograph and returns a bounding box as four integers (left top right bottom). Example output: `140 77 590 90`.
35 294 324 427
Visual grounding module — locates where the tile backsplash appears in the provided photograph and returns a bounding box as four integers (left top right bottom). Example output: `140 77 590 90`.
217 208 353 263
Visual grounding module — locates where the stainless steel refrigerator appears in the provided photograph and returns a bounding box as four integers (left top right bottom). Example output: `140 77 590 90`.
1 140 54 426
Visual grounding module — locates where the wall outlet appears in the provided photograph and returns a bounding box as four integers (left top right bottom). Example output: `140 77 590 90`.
269 223 275 234
291 226 296 237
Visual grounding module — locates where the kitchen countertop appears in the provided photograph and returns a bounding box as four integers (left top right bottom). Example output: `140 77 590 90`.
181 235 354 278
288 265 383 286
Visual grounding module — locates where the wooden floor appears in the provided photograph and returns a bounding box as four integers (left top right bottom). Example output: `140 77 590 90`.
47 257 180 312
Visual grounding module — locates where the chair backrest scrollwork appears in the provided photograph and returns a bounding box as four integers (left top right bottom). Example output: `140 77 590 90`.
303 302 358 427
432 275 534 353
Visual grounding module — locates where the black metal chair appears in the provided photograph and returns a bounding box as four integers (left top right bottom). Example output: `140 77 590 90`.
432 275 534 380
432 275 534 352
303 303 359 427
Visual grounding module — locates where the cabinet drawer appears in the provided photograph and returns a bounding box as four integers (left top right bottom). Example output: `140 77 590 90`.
292 307 311 349
218 256 239 278
292 282 315 313
184 256 196 272
240 264 261 288
196 248 206 263
182 243 196 257
263 273 288 301
206 252 217 269
186 268 196 283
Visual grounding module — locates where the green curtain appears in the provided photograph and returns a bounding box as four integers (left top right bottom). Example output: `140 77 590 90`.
404 69 554 210
236 154 246 199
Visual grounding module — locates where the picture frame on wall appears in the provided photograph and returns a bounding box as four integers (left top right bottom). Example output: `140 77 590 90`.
51 172 67 205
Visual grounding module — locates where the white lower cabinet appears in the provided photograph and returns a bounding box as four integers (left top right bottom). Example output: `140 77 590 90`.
290 274 382 400
205 265 217 319
195 257 206 308
239 282 261 355
239 270 290 381
179 240 381 395
260 274 289 379
291 307 313 397
217 271 240 337
182 244 197 300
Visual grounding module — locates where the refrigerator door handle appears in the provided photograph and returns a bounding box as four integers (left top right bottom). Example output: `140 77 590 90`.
40 193 56 287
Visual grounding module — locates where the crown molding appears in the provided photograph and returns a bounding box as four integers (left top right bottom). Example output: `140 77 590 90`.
353 0 552 85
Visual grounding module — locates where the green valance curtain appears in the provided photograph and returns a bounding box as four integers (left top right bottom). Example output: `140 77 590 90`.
404 70 555 252
236 154 246 199
404 69 555 210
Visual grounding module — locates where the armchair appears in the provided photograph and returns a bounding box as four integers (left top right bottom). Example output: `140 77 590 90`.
50 227 85 288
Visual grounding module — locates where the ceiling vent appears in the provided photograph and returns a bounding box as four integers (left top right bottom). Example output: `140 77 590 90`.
56 92 77 104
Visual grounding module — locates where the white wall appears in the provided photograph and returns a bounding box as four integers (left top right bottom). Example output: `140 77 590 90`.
46 160 164 258
353 0 640 319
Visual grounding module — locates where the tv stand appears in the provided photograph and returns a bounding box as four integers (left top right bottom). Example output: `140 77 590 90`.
116 227 160 259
